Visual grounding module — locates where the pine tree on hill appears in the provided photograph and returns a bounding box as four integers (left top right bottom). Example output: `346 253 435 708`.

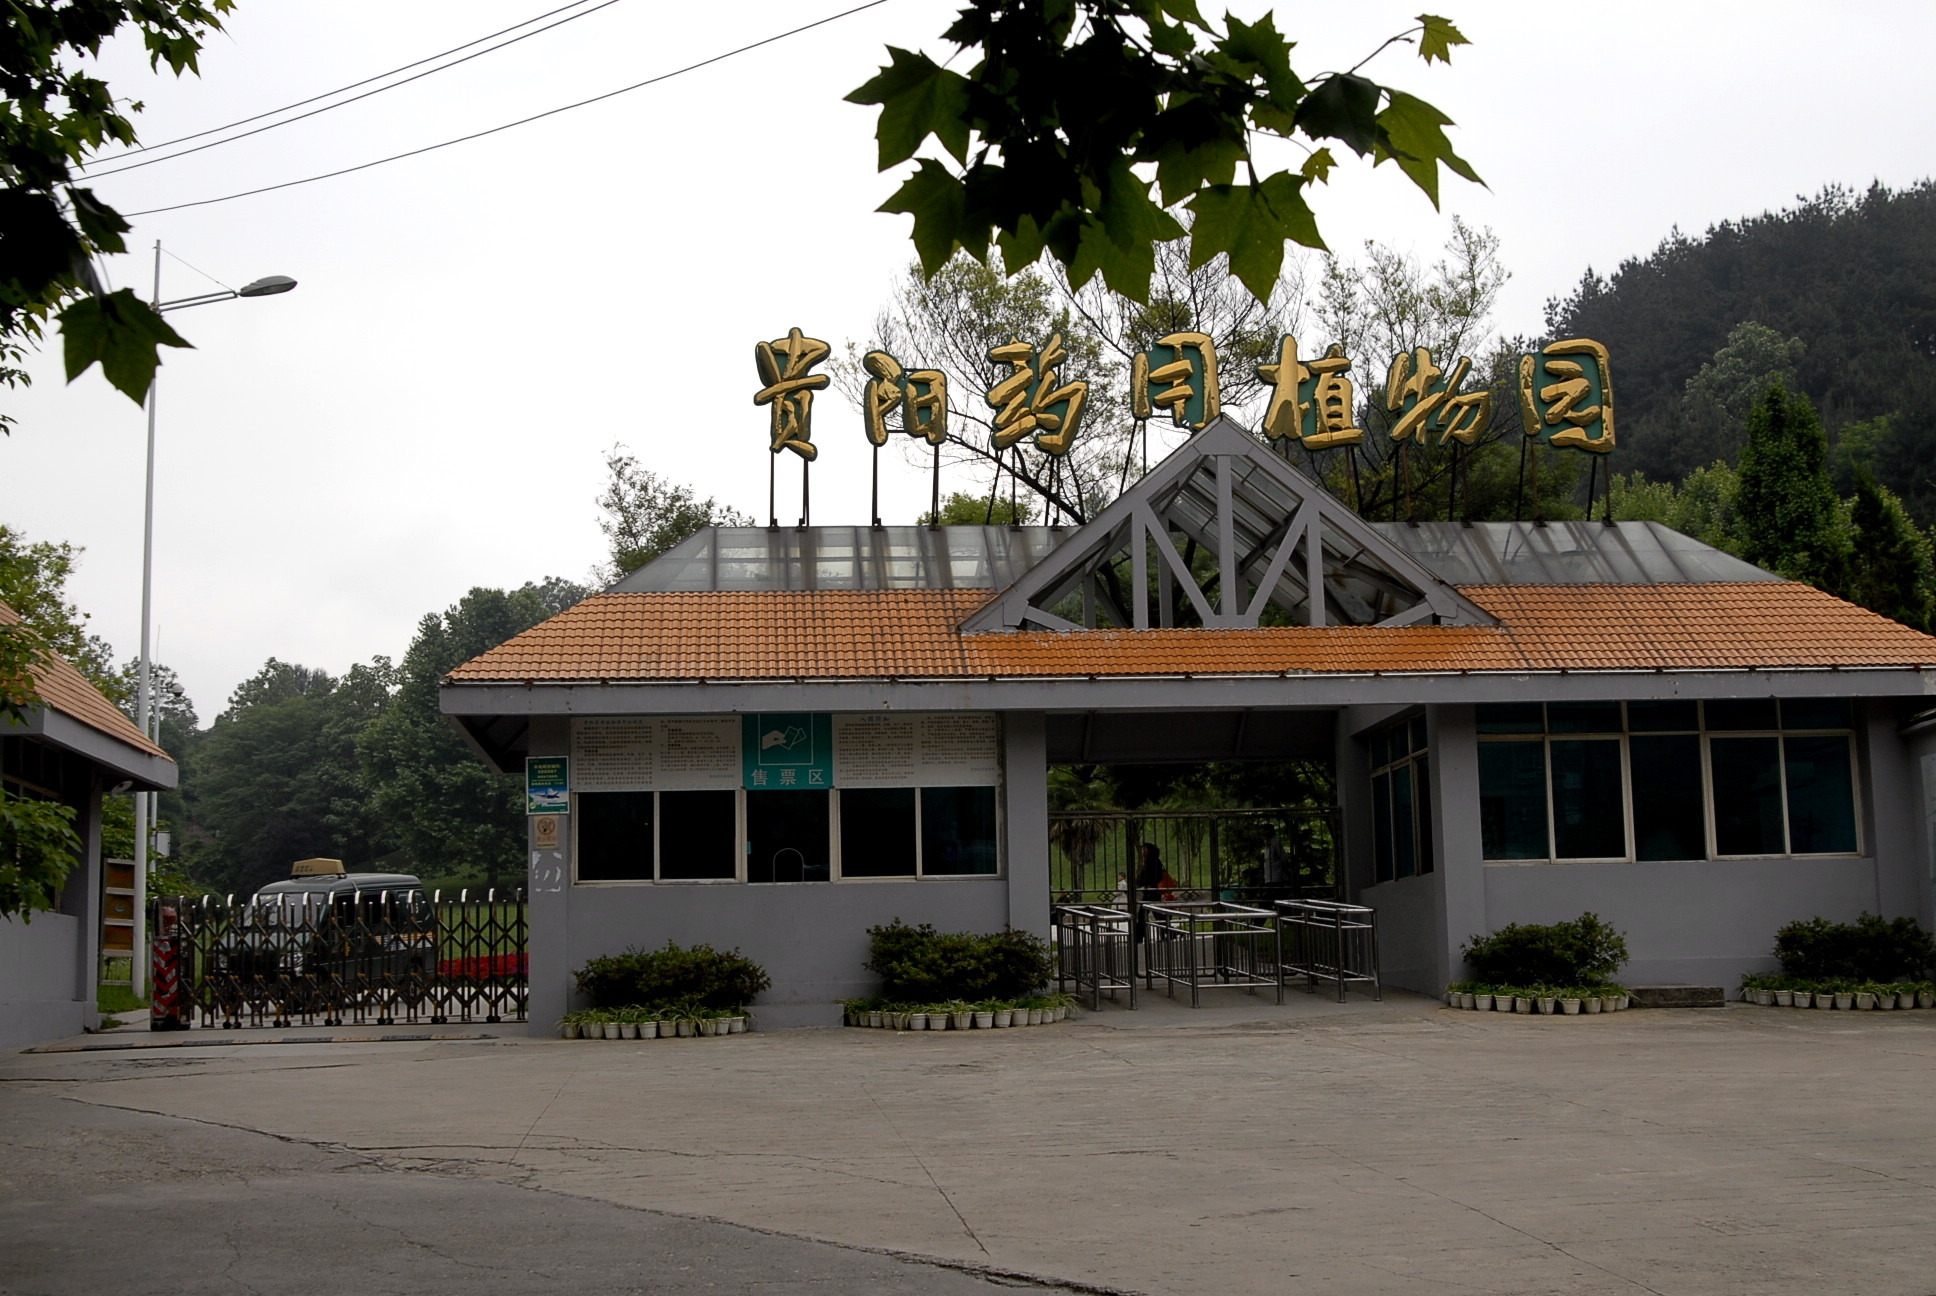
1735 382 1850 592
1846 471 1935 633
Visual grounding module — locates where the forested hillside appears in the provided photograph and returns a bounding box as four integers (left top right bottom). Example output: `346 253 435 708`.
1548 182 1936 518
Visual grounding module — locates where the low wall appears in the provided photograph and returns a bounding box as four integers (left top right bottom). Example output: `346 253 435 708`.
1481 856 1882 991
553 878 1011 1031
1360 872 1443 995
0 912 87 1049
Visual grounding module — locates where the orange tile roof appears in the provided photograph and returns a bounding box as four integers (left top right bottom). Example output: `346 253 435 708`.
445 582 1936 685
0 601 169 760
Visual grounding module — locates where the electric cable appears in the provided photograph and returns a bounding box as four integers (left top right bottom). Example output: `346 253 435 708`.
121 0 890 217
81 0 613 169
79 0 626 179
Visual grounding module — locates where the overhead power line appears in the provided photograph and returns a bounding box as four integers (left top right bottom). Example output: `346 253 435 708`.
82 0 616 171
80 0 627 180
121 0 890 218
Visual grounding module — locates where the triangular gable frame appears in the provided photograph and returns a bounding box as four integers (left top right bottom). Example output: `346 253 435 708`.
962 417 1494 633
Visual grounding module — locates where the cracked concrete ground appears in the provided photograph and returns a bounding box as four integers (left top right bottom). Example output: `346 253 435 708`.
3 992 1935 1295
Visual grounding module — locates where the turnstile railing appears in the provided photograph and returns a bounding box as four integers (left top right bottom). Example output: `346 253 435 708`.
1054 904 1136 1010
1275 899 1381 1002
1053 897 1381 1010
1141 901 1282 1008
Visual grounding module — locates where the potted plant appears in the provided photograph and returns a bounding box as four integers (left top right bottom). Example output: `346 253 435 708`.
947 1001 973 1030
1535 992 1556 1015
973 1006 995 1029
1559 994 1582 1015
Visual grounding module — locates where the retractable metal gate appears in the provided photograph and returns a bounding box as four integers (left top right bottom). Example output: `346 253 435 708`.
154 890 528 1028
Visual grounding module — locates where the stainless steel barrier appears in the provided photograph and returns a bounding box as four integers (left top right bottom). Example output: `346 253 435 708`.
1275 899 1381 1002
1053 904 1136 1010
1140 901 1283 1008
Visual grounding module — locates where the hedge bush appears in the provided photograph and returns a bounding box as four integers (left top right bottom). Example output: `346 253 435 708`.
1773 914 1934 982
863 920 1053 1003
1462 913 1628 987
573 941 771 1010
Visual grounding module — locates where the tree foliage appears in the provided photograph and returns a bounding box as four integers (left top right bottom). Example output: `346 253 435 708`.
847 4 1480 303
1545 183 1936 521
597 448 751 580
0 787 80 921
0 524 120 697
1735 381 1849 590
2 0 229 412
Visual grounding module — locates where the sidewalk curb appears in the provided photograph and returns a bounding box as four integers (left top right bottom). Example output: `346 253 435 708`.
23 1031 497 1054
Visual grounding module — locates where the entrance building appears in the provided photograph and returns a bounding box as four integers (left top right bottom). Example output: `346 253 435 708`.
441 421 1936 1030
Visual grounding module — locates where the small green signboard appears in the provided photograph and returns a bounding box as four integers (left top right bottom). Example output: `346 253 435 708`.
526 756 570 814
741 713 832 790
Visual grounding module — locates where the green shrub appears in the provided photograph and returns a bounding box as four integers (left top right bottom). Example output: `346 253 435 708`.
573 941 771 1010
1462 913 1629 987
863 920 1053 1003
1773 914 1934 982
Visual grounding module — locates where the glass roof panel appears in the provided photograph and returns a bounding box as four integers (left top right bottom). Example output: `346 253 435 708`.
613 526 1071 592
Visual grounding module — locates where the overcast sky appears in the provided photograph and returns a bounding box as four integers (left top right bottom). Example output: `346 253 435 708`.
5 0 1933 722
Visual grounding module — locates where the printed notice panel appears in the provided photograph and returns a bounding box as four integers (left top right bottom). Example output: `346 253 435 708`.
742 713 833 790
571 717 740 792
834 713 999 787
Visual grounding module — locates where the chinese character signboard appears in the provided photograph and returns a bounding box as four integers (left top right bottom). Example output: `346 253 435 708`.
1385 348 1492 447
1256 334 1363 450
1519 339 1615 453
862 349 948 446
741 713 833 790
754 327 831 460
1132 332 1221 431
525 756 569 814
986 333 1088 457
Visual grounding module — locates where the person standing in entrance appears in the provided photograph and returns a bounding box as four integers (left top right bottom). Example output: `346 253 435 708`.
1135 843 1164 944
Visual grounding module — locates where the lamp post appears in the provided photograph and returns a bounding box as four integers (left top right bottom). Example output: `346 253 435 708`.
130 241 296 999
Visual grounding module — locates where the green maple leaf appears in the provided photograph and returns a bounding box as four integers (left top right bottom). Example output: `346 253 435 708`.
845 47 971 168
878 159 971 275
1416 14 1470 64
59 288 193 404
1217 12 1304 107
1294 73 1381 155
1299 147 1337 184
1376 90 1482 207
1186 172 1322 301
1150 136 1244 208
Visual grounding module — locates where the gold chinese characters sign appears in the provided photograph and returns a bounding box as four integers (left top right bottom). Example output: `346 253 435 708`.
753 327 831 460
1519 339 1614 454
1132 332 1220 431
986 333 1087 457
1384 347 1491 447
1256 335 1364 450
861 350 948 447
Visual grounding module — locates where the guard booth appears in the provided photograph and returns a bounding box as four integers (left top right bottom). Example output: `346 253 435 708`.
440 421 1936 1031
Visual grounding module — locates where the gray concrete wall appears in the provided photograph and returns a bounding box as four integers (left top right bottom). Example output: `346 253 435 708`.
1361 872 1441 994
0 912 84 1049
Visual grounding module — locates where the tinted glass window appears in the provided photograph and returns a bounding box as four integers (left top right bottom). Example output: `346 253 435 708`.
1550 739 1625 859
577 791 653 881
1782 698 1855 731
1415 757 1433 874
1629 734 1705 860
1476 703 1544 735
1784 735 1858 854
658 790 737 880
1392 764 1417 879
1478 741 1547 860
1409 716 1427 753
1705 699 1779 731
747 789 830 883
1711 736 1785 854
839 788 917 877
1372 773 1393 882
1372 730 1391 767
921 786 998 875
1626 701 1698 732
1548 702 1622 734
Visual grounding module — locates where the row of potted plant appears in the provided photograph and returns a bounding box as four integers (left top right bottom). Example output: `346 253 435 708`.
559 1003 750 1039
1738 974 1936 1010
841 994 1075 1030
1444 982 1633 1016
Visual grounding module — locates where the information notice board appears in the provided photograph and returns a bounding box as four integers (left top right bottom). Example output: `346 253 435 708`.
570 713 999 791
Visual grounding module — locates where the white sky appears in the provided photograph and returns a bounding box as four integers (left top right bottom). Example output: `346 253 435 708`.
4 0 1933 721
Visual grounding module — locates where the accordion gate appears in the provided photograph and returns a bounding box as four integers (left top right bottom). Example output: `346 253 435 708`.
155 890 528 1028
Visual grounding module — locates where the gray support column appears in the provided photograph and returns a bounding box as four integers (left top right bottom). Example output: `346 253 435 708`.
525 716 570 1038
1431 704 1486 984
1866 704 1924 921
1003 712 1050 939
59 769 105 1028
1335 710 1373 901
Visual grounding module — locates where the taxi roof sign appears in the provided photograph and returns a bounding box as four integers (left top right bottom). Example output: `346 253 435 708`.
290 857 347 878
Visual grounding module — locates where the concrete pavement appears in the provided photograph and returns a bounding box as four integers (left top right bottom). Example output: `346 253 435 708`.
4 990 1935 1294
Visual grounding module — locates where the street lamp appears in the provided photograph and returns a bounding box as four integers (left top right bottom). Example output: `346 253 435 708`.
130 241 297 999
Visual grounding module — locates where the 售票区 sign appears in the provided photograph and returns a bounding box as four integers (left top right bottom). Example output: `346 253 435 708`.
741 713 833 791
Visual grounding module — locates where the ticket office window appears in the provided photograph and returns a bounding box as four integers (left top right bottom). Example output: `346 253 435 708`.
578 786 999 883
575 790 738 882
1369 716 1433 884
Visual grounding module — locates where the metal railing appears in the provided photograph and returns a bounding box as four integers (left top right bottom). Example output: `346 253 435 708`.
150 889 528 1029
1276 899 1381 1003
1054 904 1137 1010
1141 901 1283 1008
1051 896 1380 1011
